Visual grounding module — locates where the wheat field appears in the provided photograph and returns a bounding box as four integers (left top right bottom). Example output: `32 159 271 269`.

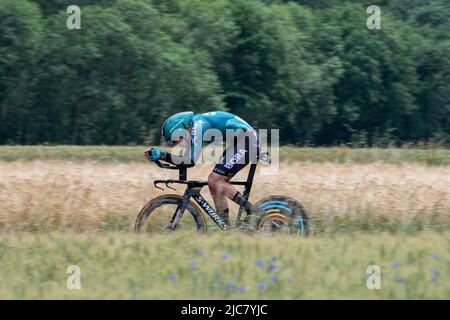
0 160 448 232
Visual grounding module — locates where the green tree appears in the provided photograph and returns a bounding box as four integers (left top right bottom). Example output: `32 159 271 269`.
317 4 419 145
0 0 43 144
35 1 224 144
0 0 448 145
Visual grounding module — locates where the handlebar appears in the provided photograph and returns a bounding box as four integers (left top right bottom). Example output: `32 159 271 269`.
153 179 206 191
153 159 183 170
153 178 247 191
152 159 188 180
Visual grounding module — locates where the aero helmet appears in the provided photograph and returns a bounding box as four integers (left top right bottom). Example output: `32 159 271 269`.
161 111 195 141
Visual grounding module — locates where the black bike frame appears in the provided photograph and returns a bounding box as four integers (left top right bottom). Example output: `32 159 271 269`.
155 162 258 230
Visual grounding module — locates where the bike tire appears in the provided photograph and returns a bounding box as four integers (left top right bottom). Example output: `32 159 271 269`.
134 194 207 233
244 195 309 236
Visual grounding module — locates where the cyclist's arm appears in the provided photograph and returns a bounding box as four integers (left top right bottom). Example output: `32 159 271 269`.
189 119 204 165
161 152 195 167
159 119 206 166
159 144 199 167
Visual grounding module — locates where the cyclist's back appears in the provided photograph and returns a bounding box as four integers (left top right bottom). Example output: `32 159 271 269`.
192 111 253 136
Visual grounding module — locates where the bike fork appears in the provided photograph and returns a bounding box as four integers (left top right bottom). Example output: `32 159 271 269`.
167 191 191 230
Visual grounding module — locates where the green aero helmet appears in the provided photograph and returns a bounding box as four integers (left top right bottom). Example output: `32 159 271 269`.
161 111 195 141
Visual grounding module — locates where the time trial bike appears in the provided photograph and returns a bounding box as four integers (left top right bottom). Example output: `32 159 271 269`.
134 154 309 235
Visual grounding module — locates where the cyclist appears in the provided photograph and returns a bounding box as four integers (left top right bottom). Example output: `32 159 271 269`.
145 111 259 225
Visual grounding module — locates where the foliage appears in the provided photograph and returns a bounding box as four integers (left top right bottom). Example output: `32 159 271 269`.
1 0 449 145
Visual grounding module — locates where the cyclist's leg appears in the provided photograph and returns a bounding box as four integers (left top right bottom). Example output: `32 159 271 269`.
207 172 238 225
208 131 259 222
208 140 242 224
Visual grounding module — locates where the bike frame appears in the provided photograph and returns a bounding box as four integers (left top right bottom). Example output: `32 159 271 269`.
153 156 267 230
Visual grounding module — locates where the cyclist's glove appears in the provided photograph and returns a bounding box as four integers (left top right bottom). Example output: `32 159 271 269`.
144 148 166 161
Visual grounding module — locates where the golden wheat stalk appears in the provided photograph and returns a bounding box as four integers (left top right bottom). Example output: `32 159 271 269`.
0 161 449 231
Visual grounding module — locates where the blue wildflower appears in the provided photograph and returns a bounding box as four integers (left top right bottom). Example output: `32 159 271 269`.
394 276 405 283
239 285 247 293
227 283 236 292
256 260 264 268
390 261 401 267
196 250 204 255
223 254 231 260
268 265 277 271
190 261 197 269
288 278 294 283
428 268 441 274
258 283 266 290
271 275 278 282
271 256 277 262
430 255 441 260
168 274 177 280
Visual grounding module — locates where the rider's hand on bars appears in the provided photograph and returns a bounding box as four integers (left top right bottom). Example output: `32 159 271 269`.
144 148 166 161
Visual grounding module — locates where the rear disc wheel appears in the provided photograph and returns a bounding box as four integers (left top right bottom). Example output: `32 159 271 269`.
245 195 309 236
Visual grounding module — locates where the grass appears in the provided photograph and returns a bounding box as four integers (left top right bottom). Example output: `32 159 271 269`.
0 145 449 166
0 231 448 299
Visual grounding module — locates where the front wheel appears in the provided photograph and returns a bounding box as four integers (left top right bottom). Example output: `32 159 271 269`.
135 195 207 233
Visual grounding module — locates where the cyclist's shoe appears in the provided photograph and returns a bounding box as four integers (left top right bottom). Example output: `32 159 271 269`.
241 205 266 233
217 208 230 226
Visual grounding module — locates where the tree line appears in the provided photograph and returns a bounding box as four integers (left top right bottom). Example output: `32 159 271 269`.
1 0 449 146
